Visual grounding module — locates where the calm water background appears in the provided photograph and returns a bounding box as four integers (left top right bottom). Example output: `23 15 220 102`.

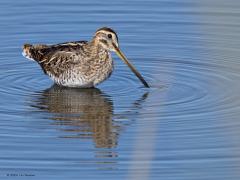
1 0 240 179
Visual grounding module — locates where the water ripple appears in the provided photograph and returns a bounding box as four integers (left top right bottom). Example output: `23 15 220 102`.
1 55 240 120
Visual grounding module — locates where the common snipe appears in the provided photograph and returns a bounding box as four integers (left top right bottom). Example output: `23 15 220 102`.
22 27 149 88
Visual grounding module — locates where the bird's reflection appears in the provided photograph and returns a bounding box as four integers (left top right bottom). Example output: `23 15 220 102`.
31 85 149 150
32 85 117 148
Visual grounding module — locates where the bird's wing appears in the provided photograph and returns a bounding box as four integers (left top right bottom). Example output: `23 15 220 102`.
36 41 90 76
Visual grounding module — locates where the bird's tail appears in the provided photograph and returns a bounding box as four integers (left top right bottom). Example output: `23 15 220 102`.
22 44 35 61
22 43 48 61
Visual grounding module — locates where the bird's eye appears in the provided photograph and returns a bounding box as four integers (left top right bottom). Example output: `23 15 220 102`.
108 34 112 39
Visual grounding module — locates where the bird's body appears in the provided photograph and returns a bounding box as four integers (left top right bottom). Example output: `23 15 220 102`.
22 27 149 88
23 41 113 87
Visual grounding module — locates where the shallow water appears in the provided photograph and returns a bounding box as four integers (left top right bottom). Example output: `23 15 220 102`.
1 0 240 179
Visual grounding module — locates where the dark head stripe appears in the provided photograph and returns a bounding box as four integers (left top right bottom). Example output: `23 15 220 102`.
96 27 118 41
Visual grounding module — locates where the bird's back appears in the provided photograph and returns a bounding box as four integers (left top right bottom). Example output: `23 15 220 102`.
23 41 87 63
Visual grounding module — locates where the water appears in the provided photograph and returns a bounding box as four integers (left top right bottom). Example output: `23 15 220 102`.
1 0 240 179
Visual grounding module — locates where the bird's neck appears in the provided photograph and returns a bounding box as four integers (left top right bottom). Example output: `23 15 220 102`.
89 39 107 54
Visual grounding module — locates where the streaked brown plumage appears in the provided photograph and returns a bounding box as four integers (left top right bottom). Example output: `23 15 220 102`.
22 27 149 88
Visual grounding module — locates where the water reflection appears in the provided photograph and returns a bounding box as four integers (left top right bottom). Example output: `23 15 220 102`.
31 85 149 150
32 85 117 148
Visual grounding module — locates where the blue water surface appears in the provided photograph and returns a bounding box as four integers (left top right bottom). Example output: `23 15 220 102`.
0 0 240 179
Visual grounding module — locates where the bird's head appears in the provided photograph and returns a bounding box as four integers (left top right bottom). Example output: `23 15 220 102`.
93 27 149 88
94 27 119 52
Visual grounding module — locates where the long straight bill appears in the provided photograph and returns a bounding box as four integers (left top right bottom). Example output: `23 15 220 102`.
113 44 149 88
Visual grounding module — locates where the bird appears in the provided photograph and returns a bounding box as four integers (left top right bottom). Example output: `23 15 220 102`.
22 27 149 88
